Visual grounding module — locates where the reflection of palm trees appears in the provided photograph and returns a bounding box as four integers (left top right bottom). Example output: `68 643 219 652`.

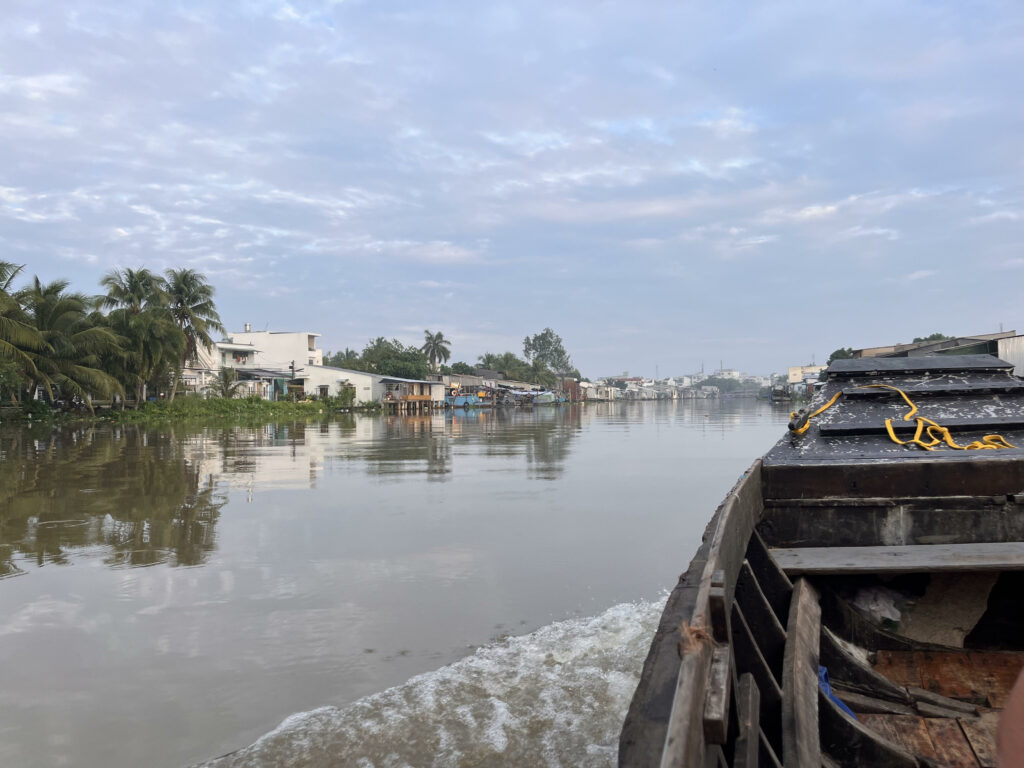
0 424 226 571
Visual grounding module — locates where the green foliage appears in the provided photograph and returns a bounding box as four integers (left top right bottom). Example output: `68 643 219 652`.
420 330 451 371
211 367 244 399
358 337 430 379
523 328 572 373
912 332 952 343
449 361 474 374
827 347 855 363
323 347 361 369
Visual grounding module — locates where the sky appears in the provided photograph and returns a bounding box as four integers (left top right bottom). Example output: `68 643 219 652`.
1 1 1023 377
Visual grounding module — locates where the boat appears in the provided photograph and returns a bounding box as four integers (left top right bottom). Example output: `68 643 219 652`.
620 355 1024 767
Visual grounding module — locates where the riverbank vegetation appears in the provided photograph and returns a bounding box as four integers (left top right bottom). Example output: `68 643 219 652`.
1 260 223 413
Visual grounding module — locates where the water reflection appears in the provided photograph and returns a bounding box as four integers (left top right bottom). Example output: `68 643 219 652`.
0 424 226 577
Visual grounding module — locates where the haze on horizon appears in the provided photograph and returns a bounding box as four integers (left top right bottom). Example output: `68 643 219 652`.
1 1 1022 378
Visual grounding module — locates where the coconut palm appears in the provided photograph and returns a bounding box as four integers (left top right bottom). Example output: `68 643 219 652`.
0 261 45 389
420 330 451 371
164 268 224 402
100 267 181 406
16 277 122 407
211 366 244 398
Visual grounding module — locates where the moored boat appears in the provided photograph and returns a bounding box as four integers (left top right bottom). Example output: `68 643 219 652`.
620 355 1024 767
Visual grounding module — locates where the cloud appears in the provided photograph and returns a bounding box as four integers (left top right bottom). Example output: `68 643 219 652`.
842 225 900 241
0 71 86 100
904 270 935 281
970 210 1019 225
697 108 758 138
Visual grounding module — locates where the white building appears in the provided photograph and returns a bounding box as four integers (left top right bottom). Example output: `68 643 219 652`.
228 327 323 370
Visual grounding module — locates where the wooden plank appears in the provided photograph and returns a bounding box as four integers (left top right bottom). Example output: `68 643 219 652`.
702 646 731 744
743 529 792 624
769 542 1024 575
965 651 1024 708
917 651 985 702
923 717 980 768
858 714 940 760
820 627 912 705
819 691 918 767
874 650 923 689
819 415 1024 437
828 355 1012 376
659 463 763 768
660 639 714 768
760 503 1024 549
842 381 1024 398
732 602 783 758
734 560 786 679
761 458 1024 501
834 690 916 716
732 673 759 768
959 710 1000 768
907 686 979 716
781 578 821 768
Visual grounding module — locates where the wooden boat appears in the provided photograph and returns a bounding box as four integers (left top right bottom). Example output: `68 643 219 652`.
620 355 1024 767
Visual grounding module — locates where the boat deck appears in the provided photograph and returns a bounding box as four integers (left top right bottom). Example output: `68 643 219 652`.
849 649 1024 767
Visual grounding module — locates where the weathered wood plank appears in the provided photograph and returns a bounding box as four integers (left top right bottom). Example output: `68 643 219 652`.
819 690 919 767
874 650 924 689
760 502 1024 548
959 710 1000 768
965 651 1024 708
702 646 731 745
907 686 978 715
857 714 939 760
732 673 759 768
734 561 786 680
659 639 713 768
781 578 821 768
743 529 792 624
732 602 783 758
834 690 916 716
770 542 1024 575
828 355 1012 376
819 415 1024 437
923 717 980 768
658 462 764 768
820 627 912 705
762 458 1024 501
916 651 986 703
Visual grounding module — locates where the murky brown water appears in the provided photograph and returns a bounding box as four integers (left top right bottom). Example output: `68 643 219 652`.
0 400 790 767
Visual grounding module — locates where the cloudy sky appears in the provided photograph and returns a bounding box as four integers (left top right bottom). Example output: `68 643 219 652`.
2 1 1022 376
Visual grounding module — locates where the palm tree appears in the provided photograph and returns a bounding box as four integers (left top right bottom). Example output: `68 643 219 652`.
100 267 181 406
0 261 45 393
16 277 122 408
211 367 244 398
164 268 224 402
420 330 451 371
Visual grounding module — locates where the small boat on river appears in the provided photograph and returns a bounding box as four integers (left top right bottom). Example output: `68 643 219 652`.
620 355 1024 767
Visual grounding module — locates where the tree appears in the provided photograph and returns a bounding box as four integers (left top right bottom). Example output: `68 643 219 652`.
420 330 451 371
211 367 244 399
449 361 474 374
324 348 361 368
827 347 855 364
523 328 572 375
912 333 952 343
100 268 182 406
16 277 122 407
164 268 224 402
0 261 44 391
359 337 430 379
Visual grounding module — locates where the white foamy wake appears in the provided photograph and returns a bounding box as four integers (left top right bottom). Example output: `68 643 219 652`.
200 600 662 768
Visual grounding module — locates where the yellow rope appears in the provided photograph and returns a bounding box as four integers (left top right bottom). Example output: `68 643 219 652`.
788 383 1015 451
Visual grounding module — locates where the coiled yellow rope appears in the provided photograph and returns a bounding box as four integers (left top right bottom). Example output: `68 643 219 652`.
789 384 1015 451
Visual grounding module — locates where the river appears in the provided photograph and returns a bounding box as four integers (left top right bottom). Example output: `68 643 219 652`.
0 400 791 767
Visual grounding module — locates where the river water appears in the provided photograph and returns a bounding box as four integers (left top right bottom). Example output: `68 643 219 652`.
0 400 791 767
